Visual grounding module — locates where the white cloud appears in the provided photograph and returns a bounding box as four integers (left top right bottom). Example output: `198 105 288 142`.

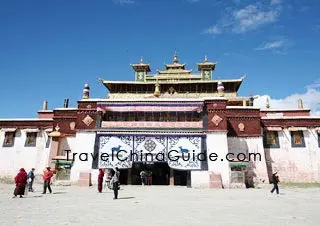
254 85 320 116
112 0 134 4
232 5 279 33
255 40 284 50
203 25 221 34
203 1 282 34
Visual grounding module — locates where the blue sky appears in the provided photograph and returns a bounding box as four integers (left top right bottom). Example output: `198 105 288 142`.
0 0 320 118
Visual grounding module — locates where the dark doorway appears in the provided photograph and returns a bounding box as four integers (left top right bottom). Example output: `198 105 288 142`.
131 162 170 185
173 170 188 186
118 169 128 185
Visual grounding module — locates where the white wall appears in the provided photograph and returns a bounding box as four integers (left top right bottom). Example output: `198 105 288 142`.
70 131 96 183
228 137 269 185
0 129 50 178
206 132 230 188
191 171 209 188
265 129 320 182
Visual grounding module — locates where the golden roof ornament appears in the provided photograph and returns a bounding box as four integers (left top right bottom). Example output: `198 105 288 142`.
173 51 178 64
154 79 161 97
43 100 48 110
266 97 270 109
298 98 303 109
49 124 62 137
140 56 144 64
204 55 208 62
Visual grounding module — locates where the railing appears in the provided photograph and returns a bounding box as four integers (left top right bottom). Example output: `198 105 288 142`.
101 121 203 128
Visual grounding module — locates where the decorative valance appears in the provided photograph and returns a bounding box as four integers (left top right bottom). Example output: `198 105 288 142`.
23 128 40 133
287 127 308 131
1 128 17 132
97 103 203 112
265 127 282 131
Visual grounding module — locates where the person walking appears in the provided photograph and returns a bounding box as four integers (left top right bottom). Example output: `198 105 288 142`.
111 167 120 199
27 168 35 192
270 172 280 194
42 167 54 194
140 170 146 186
13 168 28 198
98 169 104 193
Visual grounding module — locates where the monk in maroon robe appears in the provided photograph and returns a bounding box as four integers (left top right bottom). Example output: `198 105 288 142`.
13 168 28 198
98 169 104 193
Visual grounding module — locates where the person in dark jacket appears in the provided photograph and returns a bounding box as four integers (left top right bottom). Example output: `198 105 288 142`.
27 168 35 192
111 167 120 199
270 172 280 194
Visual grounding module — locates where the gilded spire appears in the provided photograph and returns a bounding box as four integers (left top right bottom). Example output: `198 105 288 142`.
204 55 208 62
266 97 270 109
173 51 178 64
43 100 48 110
140 56 144 64
298 98 303 109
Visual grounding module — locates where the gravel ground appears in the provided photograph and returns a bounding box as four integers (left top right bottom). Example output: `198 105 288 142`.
0 183 320 226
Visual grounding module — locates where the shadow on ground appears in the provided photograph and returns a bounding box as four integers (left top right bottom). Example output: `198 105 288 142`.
117 197 135 200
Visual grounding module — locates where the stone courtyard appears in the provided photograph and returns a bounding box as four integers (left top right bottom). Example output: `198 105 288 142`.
0 183 320 226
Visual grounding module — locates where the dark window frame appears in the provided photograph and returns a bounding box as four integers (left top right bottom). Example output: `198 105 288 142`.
263 131 280 148
25 132 37 147
2 131 16 147
290 131 306 148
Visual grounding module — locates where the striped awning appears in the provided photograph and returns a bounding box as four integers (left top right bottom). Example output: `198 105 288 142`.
229 162 249 167
52 160 73 165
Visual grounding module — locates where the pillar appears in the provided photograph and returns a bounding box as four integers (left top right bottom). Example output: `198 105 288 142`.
48 137 60 169
204 98 229 188
169 168 174 185
127 168 132 185
206 132 230 188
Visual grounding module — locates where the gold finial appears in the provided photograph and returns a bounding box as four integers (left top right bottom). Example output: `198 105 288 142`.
298 98 303 109
49 124 61 137
173 51 178 64
43 100 48 110
204 55 208 62
140 56 143 64
154 79 160 97
266 97 270 109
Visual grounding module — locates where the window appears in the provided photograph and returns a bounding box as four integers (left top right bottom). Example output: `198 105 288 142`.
25 132 37 147
291 131 306 148
45 135 51 148
263 131 280 148
3 132 15 147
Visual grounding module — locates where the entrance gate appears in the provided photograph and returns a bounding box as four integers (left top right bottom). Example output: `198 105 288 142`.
93 133 204 186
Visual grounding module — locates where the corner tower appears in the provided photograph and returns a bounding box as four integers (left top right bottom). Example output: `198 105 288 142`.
197 56 216 80
131 57 151 82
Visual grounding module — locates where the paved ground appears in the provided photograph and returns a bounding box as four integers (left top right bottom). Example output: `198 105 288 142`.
0 183 320 226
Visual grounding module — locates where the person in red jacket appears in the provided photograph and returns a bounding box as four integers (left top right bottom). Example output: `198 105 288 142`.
13 168 28 198
42 167 54 194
